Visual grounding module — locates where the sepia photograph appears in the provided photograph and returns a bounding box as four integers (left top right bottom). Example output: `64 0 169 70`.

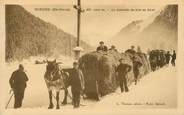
0 0 183 115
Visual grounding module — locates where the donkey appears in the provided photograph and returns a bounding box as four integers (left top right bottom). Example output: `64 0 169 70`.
44 59 70 109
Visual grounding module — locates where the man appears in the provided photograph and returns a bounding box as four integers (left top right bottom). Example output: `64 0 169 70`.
116 58 131 92
96 41 108 52
171 50 176 66
155 50 161 69
165 51 171 66
109 45 117 52
132 57 142 85
70 62 84 108
137 46 142 53
9 64 28 108
125 46 136 54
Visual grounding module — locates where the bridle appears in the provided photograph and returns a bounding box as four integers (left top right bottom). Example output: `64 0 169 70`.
46 63 60 81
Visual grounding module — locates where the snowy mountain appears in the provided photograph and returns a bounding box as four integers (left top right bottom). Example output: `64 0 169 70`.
111 5 178 52
5 5 93 62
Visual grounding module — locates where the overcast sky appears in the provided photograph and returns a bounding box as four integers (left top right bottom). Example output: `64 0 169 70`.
23 5 163 47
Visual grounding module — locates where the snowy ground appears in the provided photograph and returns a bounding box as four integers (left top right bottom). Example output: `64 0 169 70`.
95 66 177 109
0 58 177 114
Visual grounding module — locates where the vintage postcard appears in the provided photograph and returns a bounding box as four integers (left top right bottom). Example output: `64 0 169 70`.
0 0 184 115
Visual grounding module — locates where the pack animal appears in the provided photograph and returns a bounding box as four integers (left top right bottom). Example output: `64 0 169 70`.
44 60 70 109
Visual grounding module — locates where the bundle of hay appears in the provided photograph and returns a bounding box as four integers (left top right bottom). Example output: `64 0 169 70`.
136 53 151 75
79 52 102 99
79 51 123 99
79 50 151 99
125 52 151 78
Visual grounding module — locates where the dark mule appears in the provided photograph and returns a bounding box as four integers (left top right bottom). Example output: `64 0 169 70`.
44 59 70 109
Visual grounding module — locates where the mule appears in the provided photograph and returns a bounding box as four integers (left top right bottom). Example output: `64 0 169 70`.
44 59 70 109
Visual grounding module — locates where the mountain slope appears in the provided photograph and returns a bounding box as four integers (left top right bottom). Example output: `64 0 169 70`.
111 5 178 51
139 5 178 50
5 5 93 62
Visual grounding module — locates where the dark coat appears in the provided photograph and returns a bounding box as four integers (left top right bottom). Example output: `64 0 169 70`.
165 53 171 63
9 69 29 90
133 61 142 74
172 53 176 60
70 68 84 93
96 46 108 52
116 63 131 77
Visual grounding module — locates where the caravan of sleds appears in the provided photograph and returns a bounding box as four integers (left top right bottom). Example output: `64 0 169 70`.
34 43 176 109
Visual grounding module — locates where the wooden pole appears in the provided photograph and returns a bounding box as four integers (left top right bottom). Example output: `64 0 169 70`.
77 0 81 46
73 0 83 60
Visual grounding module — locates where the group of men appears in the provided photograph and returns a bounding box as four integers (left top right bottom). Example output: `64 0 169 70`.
149 50 176 71
8 41 177 109
165 50 176 66
9 62 84 109
96 41 143 92
116 45 143 92
96 41 118 52
96 41 176 93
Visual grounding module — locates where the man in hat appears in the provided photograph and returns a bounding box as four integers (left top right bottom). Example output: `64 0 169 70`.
171 50 176 66
116 58 132 92
165 51 171 66
125 45 136 54
109 45 118 52
137 46 142 53
70 62 84 108
96 41 108 52
9 64 29 108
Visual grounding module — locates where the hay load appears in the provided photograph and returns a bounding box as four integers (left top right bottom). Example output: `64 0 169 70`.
79 52 102 99
79 50 151 99
125 51 151 78
79 51 122 99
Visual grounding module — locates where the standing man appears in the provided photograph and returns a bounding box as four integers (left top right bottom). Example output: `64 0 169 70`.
165 51 171 66
70 62 84 108
132 57 142 85
137 46 142 53
171 50 176 66
96 41 108 52
9 64 29 109
125 46 136 54
116 58 132 92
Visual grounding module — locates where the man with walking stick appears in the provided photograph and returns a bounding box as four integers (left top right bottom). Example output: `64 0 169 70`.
9 64 29 109
5 89 14 109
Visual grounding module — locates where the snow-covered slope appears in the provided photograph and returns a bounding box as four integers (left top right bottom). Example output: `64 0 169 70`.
111 5 178 52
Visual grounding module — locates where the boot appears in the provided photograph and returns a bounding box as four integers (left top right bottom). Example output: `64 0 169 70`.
56 104 60 109
48 103 54 109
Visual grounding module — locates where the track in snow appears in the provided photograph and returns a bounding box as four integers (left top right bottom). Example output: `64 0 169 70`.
2 62 177 110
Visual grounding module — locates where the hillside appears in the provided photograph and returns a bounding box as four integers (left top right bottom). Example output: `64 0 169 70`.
5 5 93 62
111 5 178 51
139 5 178 50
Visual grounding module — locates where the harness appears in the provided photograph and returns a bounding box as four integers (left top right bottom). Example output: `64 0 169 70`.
45 64 70 91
